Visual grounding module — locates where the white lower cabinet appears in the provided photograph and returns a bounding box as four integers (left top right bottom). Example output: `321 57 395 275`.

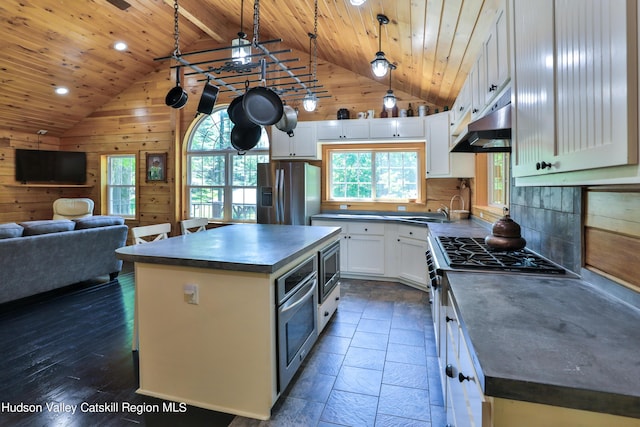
311 220 385 276
444 290 487 427
312 219 429 288
396 224 429 289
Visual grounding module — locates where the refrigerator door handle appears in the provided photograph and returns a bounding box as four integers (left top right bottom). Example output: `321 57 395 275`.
274 168 281 224
278 168 285 224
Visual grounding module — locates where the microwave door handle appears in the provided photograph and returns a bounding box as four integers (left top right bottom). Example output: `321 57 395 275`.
280 277 316 313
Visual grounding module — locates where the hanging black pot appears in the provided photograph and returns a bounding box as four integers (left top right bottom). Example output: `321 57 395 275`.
197 83 219 115
165 67 188 109
227 95 255 128
230 124 261 152
242 86 284 126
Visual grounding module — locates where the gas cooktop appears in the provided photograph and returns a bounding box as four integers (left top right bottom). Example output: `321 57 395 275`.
436 236 566 275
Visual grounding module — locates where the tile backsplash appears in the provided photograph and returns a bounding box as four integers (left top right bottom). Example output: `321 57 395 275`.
510 182 582 273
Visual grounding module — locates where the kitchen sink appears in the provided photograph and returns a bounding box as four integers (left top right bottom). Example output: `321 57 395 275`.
388 216 450 224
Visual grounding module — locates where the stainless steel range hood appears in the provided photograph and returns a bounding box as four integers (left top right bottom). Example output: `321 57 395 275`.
450 89 511 153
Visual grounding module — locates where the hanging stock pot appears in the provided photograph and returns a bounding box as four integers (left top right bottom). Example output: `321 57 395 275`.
275 104 298 136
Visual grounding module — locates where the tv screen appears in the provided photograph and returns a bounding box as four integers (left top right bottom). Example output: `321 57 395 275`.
15 149 86 184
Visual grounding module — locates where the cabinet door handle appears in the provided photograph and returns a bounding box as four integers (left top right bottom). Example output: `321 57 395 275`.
489 84 498 92
459 372 474 383
446 315 456 323
364 228 368 231
445 364 455 378
536 161 552 170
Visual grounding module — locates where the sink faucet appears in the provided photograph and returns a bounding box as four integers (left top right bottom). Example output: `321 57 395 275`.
437 204 449 220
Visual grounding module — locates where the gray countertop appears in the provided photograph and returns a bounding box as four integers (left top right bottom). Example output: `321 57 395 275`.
115 224 341 273
447 271 640 418
312 213 640 418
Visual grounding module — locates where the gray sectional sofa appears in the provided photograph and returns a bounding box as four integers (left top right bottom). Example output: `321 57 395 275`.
0 216 129 304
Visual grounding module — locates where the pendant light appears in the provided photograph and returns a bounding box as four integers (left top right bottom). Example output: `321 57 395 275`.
371 14 390 78
232 0 251 64
303 33 317 112
350 0 366 5
383 64 397 109
303 0 319 112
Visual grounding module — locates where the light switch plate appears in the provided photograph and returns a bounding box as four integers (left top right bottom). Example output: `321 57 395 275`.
183 284 199 305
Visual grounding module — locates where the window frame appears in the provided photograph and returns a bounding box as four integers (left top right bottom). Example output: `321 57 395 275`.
104 153 137 219
184 106 269 223
487 152 510 209
322 142 426 206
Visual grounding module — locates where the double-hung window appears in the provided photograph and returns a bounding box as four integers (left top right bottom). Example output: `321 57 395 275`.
488 153 509 207
106 154 136 218
186 107 269 222
326 143 423 202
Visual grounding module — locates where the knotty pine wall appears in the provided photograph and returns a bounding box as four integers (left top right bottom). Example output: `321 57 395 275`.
585 187 640 291
1 41 461 234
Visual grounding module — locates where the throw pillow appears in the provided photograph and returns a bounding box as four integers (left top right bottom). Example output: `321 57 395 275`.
74 215 125 230
0 222 24 239
20 220 75 236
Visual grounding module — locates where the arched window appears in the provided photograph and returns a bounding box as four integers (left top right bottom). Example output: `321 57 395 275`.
186 106 269 222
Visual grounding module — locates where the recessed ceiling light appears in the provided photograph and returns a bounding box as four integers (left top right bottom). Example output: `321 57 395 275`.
350 0 366 5
55 87 69 95
114 41 128 51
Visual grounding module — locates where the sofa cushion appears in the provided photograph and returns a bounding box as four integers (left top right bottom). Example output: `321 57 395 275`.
74 215 125 230
20 220 75 236
0 223 24 239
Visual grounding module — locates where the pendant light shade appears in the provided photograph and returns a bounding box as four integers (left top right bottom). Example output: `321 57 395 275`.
232 0 250 64
383 90 396 109
383 63 397 109
231 34 251 64
350 0 366 5
371 14 390 78
303 93 317 112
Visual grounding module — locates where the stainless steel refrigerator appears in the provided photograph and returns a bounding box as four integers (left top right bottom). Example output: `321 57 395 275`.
257 162 320 225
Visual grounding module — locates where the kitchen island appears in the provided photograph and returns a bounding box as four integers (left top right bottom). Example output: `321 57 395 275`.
115 224 341 420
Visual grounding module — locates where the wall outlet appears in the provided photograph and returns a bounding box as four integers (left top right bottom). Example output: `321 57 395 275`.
183 284 199 305
397 206 407 211
339 204 348 210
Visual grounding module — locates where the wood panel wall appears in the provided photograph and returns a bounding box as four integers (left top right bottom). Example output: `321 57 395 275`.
0 40 463 234
585 187 640 291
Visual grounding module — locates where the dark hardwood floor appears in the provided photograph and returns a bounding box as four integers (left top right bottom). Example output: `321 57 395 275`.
0 266 235 427
0 264 444 426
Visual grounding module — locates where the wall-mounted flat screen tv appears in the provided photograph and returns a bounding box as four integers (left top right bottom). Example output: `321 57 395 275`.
15 149 87 184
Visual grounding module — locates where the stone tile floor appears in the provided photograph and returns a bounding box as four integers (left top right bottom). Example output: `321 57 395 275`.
230 278 445 427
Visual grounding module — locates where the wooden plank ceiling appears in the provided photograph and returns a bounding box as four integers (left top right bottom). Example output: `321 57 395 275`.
0 0 500 137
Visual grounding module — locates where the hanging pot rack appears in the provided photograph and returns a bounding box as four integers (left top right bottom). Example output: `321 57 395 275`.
155 0 326 101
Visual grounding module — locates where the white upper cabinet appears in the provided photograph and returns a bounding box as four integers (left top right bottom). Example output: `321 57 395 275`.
512 0 638 179
270 121 319 159
470 51 486 119
511 0 556 177
316 119 370 140
484 5 510 106
368 117 426 139
426 112 475 178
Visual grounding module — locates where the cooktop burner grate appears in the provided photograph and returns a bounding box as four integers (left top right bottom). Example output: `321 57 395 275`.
436 236 566 274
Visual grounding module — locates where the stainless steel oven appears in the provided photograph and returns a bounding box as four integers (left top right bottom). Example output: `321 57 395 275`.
318 240 340 303
276 254 318 392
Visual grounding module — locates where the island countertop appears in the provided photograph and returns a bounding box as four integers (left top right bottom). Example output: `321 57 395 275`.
116 223 341 273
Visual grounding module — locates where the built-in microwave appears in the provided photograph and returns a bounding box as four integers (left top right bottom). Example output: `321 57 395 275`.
318 240 340 303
